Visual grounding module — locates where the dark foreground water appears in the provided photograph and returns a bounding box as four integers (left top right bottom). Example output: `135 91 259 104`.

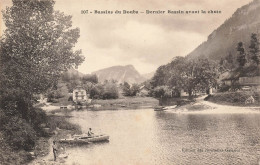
64 109 260 165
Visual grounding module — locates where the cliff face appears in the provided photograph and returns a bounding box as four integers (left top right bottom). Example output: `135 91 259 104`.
187 0 260 61
92 65 146 84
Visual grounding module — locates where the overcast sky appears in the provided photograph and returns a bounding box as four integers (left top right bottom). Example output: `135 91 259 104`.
0 0 253 74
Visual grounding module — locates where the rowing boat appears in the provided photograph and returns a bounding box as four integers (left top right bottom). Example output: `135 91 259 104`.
59 134 109 144
154 106 165 111
162 105 177 110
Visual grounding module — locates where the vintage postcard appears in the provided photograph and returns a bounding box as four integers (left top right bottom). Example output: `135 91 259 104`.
1 0 260 164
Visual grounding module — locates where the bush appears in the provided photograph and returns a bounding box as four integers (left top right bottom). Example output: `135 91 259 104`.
3 117 37 150
102 91 118 99
0 107 47 151
29 108 47 135
151 86 172 98
230 82 241 91
46 89 64 102
102 84 119 99
207 91 260 105
46 116 81 133
122 82 140 96
90 84 104 99
218 84 230 92
90 83 119 99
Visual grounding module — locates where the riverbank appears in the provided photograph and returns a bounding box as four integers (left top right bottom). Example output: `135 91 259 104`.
90 96 159 110
30 114 81 164
41 96 159 111
205 91 260 107
0 110 81 165
159 96 195 106
164 95 260 114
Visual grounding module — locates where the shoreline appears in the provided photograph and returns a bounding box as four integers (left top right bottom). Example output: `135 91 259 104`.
205 92 260 107
164 96 260 114
30 114 81 164
41 96 260 113
41 96 159 112
205 100 260 107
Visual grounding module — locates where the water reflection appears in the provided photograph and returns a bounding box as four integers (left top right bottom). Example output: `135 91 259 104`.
62 109 260 165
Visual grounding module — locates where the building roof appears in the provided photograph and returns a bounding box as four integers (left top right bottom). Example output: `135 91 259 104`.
73 86 84 90
239 76 260 86
221 71 240 81
139 85 150 91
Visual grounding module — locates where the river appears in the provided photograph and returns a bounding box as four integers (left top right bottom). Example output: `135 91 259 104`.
62 108 260 165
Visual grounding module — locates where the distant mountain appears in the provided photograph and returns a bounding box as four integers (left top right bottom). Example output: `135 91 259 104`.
92 65 146 84
187 0 260 61
142 71 155 80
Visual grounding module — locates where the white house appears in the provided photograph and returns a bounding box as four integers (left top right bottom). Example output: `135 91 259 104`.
73 86 87 102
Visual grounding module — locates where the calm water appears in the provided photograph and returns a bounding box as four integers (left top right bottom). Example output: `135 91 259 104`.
63 109 260 165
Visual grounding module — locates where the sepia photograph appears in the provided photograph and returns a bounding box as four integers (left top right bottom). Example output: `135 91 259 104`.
0 0 260 164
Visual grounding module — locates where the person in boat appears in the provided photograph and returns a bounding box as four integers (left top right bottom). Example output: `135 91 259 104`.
52 141 58 161
88 128 94 137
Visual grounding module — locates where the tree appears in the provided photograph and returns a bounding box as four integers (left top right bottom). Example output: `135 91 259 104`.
89 84 104 99
181 58 218 97
122 82 140 96
236 42 247 68
249 33 260 65
225 52 236 71
150 56 218 98
103 82 119 99
0 0 84 118
81 74 98 84
151 86 172 98
218 52 236 73
122 82 131 96
89 82 118 99
82 82 95 93
167 56 186 89
45 86 64 102
66 79 81 93
151 65 168 88
226 52 234 64
130 84 140 96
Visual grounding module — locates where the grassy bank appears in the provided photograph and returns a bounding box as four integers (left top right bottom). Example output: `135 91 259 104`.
0 110 81 165
90 97 159 110
179 103 212 111
206 91 260 106
159 96 195 106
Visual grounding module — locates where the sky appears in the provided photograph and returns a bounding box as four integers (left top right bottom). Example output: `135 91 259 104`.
0 0 253 74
